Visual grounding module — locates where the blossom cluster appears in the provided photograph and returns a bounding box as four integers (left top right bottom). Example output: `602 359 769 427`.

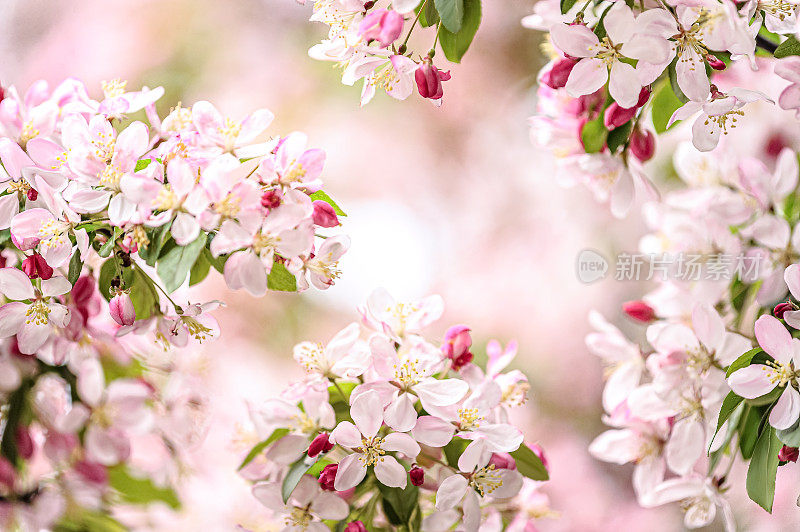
0 78 347 530
587 141 800 529
238 289 549 531
524 0 800 216
298 0 482 106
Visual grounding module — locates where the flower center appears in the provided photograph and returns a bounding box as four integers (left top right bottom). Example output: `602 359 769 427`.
592 37 622 66
760 0 796 18
217 118 242 152
7 180 30 195
282 161 307 184
102 78 128 99
19 121 39 147
765 360 797 387
358 435 386 466
25 300 50 325
92 132 116 163
371 66 401 92
179 316 213 342
458 408 482 431
253 233 279 256
469 464 503 496
100 164 124 189
296 343 327 374
703 109 744 135
285 507 313 528
153 185 179 211
501 381 530 407
394 358 422 388
292 412 319 434
214 193 241 218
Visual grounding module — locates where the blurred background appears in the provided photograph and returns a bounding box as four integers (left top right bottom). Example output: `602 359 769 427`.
2 0 799 530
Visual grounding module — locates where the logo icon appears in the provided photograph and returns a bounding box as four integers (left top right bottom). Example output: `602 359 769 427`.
576 249 609 284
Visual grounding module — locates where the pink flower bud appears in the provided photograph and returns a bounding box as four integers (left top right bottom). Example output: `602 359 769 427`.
415 63 451 101
307 432 334 457
109 291 136 326
636 87 651 107
775 301 795 319
622 300 656 323
21 253 53 280
26 188 38 201
15 426 34 460
442 325 474 370
344 522 367 532
358 9 404 47
540 58 577 90
72 275 96 307
488 452 516 470
409 466 425 486
318 463 338 491
603 102 637 130
312 200 340 228
705 54 726 71
0 456 15 489
261 189 282 209
74 460 109 485
629 128 656 162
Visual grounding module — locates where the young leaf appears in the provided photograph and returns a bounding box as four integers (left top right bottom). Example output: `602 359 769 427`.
510 444 549 481
726 347 766 378
377 482 420 526
435 0 465 33
775 35 800 58
309 190 347 216
711 391 744 448
68 252 84 285
746 426 781 513
651 81 684 134
156 235 207 292
606 121 633 154
282 455 320 503
238 428 290 471
189 250 212 286
581 116 608 154
267 261 298 292
560 0 578 14
438 0 481 63
593 4 614 40
134 158 152 172
418 0 440 27
97 227 123 258
443 437 470 466
107 465 181 509
142 222 173 267
129 268 160 320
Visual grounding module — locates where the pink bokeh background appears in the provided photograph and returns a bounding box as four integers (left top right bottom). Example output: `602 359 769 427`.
3 0 799 529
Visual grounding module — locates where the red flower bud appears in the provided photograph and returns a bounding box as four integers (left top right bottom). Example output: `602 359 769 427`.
74 460 109 485
775 301 795 319
21 253 53 280
261 189 282 209
344 521 367 532
358 9 404 47
318 463 338 491
442 325 474 370
15 426 34 460
109 291 136 326
409 466 425 486
26 188 38 201
541 58 577 90
312 200 340 228
705 54 726 71
629 128 656 162
622 300 656 323
636 87 651 107
308 432 334 457
415 62 451 101
488 452 516 470
779 445 799 462
603 102 637 130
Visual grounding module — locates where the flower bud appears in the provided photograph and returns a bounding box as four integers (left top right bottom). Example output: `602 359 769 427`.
318 463 338 491
312 200 340 228
442 325 474 370
21 253 53 280
780 445 799 462
705 54 726 71
109 290 136 326
415 62 452 101
488 452 516 470
26 188 38 201
261 189 282 209
344 522 367 532
622 300 656 323
540 58 577 90
15 426 34 460
629 128 656 162
72 275 96 306
0 456 15 489
636 87 651 107
409 466 425 486
308 432 334 457
603 102 637 130
775 301 795 319
74 460 109 485
358 9 404 47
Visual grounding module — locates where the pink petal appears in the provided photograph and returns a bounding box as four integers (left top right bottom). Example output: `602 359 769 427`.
334 453 367 491
770 386 800 430
727 364 777 399
755 314 794 363
373 455 407 488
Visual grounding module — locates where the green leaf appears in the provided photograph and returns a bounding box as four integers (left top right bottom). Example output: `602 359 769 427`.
775 35 800 58
238 428 290 471
129 267 160 320
740 405 768 460
282 455 320 503
711 392 744 448
777 418 800 447
97 227 123 258
510 444 549 481
606 121 633 154
141 222 173 267
581 116 608 154
1 380 31 467
443 437 470 467
54 511 128 532
189 249 212 286
378 482 420 526
593 4 614 40
267 261 298 292
651 80 684 134
97 259 133 301
560 0 578 14
747 426 781 513
418 0 440 27
309 190 346 217
101 356 144 383
68 252 84 285
156 234 207 292
726 347 766 378
108 465 181 509
435 0 464 33
438 0 481 63
134 158 152 172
